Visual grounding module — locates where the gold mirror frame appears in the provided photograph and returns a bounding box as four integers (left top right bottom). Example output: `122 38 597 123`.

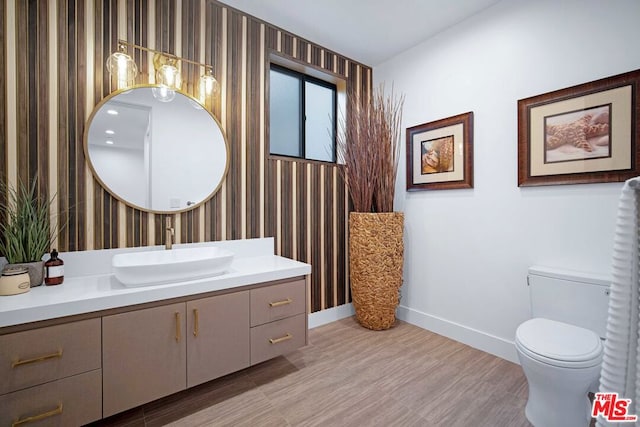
83 85 229 213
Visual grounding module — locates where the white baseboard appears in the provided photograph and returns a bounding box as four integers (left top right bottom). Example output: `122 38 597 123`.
307 303 519 364
397 305 519 364
308 303 355 329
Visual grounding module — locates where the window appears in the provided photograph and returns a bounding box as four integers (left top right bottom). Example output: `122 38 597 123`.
269 64 337 162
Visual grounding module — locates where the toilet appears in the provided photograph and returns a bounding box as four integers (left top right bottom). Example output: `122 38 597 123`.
515 266 610 427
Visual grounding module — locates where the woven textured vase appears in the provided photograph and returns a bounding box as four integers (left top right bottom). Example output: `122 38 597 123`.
349 212 404 330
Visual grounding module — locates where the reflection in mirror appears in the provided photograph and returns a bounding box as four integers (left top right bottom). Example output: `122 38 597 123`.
85 87 228 212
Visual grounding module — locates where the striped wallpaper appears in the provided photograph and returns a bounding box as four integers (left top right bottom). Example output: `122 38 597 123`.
1 0 372 313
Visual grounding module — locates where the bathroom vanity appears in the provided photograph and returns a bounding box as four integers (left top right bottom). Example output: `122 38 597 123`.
0 238 310 425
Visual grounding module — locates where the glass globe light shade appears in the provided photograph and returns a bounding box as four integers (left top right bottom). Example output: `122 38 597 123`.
198 69 219 104
156 63 181 90
105 45 137 89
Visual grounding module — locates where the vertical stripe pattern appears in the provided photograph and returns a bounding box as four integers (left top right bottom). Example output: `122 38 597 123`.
0 0 371 313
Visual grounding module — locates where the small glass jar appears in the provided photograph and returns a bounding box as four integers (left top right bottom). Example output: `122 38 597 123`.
44 249 64 286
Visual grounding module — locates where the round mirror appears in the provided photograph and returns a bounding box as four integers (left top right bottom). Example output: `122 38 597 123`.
84 86 228 213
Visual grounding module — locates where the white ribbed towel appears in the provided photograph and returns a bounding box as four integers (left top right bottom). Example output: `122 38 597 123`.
598 176 640 427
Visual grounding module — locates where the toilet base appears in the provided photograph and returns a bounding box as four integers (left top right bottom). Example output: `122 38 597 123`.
517 343 601 427
524 388 593 427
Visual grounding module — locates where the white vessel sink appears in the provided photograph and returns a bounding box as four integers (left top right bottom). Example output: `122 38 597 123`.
112 247 234 287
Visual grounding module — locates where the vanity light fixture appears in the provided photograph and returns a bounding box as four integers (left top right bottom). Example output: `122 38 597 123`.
105 129 115 135
108 39 218 108
107 109 119 115
105 41 138 89
105 139 114 145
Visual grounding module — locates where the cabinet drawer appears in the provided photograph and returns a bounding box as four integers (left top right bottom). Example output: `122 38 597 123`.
250 313 306 365
250 279 306 327
0 369 102 427
0 318 101 395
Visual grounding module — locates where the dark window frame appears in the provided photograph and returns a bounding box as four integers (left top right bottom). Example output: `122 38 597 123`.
269 64 338 163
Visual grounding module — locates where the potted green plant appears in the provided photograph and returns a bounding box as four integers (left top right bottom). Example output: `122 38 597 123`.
338 84 405 330
0 179 57 287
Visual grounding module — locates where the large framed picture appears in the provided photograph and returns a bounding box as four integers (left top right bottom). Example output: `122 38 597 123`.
518 69 640 186
406 112 473 191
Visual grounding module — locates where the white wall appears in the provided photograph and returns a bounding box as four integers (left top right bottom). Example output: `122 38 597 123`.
374 0 640 362
91 145 147 208
150 95 227 211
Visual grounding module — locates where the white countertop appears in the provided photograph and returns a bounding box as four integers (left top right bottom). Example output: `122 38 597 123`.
0 238 311 328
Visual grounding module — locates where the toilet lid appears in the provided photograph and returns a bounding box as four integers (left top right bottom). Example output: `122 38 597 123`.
516 318 603 368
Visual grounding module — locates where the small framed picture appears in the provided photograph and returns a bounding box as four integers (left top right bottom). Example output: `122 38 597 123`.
518 69 640 186
406 112 473 191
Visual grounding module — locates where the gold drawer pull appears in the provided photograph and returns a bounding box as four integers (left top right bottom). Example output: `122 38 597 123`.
175 312 181 343
269 298 292 308
12 404 63 426
193 308 199 337
269 333 292 344
12 349 63 368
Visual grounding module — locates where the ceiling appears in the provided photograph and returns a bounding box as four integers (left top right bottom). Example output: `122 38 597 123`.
218 0 501 66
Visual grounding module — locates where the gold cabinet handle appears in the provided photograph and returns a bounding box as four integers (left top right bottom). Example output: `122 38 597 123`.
12 349 63 368
269 333 292 344
269 298 292 307
175 312 181 343
12 404 63 426
193 308 199 337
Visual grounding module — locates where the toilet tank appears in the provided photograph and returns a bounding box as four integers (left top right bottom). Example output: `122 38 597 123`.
528 266 610 338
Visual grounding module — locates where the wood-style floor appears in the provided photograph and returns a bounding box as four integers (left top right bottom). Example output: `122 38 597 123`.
88 317 533 427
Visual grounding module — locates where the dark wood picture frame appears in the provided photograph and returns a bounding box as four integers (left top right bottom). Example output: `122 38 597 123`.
518 69 640 187
406 112 473 191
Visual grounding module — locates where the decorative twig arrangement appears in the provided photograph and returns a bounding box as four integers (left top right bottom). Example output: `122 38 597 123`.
338 84 404 213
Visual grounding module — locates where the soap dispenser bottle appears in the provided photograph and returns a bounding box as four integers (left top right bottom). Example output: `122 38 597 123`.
44 249 64 285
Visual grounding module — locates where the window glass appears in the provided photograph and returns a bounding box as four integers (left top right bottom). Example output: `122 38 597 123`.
305 81 335 162
269 69 301 157
269 64 336 162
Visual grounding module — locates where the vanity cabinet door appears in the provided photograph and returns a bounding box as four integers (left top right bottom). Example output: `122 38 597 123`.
102 302 187 417
186 291 250 387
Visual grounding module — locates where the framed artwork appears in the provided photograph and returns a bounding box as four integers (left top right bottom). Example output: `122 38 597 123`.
518 69 640 186
406 112 473 191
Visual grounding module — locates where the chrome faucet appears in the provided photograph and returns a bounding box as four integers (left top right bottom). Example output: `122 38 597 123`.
165 216 174 250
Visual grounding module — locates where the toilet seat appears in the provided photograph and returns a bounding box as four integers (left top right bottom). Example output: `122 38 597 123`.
516 318 603 368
